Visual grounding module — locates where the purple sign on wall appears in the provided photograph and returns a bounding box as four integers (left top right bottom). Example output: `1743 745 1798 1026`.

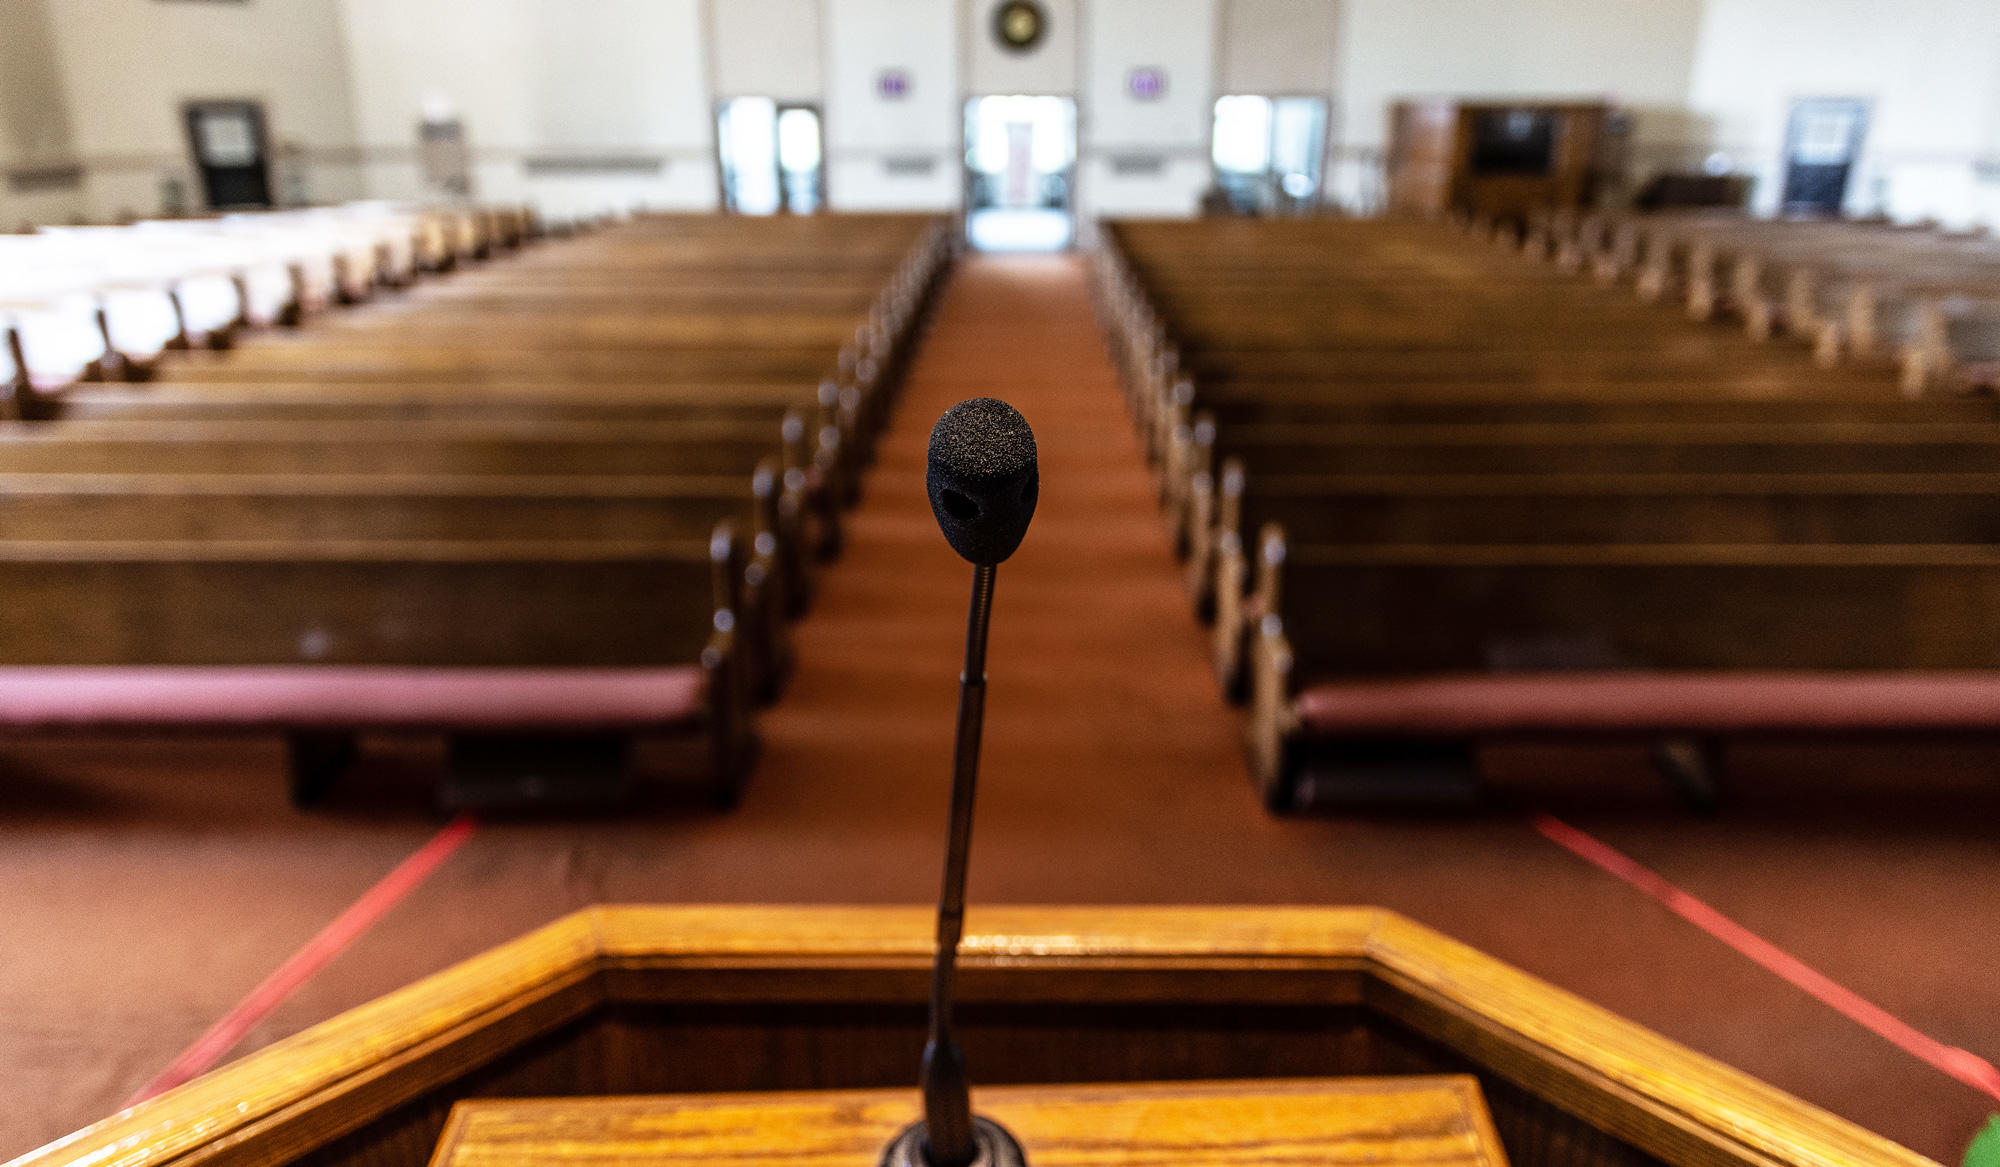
1128 67 1165 100
877 70 911 100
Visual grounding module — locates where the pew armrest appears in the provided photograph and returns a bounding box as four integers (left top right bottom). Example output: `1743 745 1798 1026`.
700 623 757 808
1246 619 1299 812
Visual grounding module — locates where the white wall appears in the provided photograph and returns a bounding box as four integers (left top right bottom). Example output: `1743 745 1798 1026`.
713 0 825 101
965 0 1079 96
1687 0 2000 226
1218 0 1338 95
824 0 961 210
524 0 717 213
38 0 363 220
1078 0 1220 222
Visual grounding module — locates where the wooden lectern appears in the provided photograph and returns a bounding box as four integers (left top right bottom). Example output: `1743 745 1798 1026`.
14 906 1934 1167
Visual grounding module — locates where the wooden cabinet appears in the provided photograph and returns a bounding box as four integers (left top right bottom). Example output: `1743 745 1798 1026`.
1388 101 1619 227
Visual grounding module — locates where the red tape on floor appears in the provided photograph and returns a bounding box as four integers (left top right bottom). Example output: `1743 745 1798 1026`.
1532 812 2000 1104
124 814 478 1107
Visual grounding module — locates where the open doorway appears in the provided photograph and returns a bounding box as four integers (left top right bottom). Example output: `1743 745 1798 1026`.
717 98 824 215
1209 95 1328 215
963 95 1076 251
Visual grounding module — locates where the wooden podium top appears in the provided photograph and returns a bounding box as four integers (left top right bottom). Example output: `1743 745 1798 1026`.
430 1077 1508 1167
22 906 1937 1167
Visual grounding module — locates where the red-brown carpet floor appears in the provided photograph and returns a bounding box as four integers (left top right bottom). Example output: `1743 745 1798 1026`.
0 256 1994 1162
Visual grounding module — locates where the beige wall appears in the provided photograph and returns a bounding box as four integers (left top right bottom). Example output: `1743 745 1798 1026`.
42 0 362 219
0 0 76 168
0 0 82 226
338 0 717 214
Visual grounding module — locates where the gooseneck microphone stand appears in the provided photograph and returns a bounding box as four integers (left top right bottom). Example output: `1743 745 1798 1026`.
884 396 1036 1167
887 561 1024 1167
920 562 996 1167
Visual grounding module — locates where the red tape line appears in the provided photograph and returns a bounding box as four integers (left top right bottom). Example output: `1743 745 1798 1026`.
124 813 478 1107
1532 812 2000 1104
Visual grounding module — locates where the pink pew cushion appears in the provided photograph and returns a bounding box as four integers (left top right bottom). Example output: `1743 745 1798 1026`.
1296 673 2000 737
0 667 705 733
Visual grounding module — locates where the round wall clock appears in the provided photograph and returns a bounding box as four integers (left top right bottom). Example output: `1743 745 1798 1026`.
993 0 1047 53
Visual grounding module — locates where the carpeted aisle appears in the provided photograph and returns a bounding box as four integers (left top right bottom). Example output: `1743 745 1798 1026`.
740 253 1280 903
0 256 1995 1162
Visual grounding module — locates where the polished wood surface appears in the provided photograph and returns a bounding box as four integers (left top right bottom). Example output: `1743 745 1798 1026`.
428 1077 1508 1167
14 906 1935 1167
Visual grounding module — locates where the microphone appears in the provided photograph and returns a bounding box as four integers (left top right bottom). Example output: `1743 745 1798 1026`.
882 398 1036 1167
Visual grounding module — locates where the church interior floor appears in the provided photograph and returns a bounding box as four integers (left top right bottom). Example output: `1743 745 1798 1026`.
2 254 1996 1162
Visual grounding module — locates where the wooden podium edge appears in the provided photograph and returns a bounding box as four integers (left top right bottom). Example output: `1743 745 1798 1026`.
7 904 1939 1167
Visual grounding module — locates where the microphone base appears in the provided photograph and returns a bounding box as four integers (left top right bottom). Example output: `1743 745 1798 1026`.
880 1115 1026 1167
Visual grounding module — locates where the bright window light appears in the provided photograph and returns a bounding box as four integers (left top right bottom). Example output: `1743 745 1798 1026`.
777 108 821 173
720 97 781 216
1212 95 1273 174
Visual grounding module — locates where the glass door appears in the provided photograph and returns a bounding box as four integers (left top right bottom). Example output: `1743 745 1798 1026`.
1210 96 1328 215
718 98 824 215
963 95 1076 251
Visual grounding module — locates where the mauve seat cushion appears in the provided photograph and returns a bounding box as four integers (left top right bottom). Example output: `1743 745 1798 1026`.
1296 673 2000 736
0 667 705 732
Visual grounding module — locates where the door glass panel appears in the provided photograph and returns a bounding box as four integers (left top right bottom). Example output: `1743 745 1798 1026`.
776 106 822 214
719 97 781 216
1271 98 1327 202
193 110 258 167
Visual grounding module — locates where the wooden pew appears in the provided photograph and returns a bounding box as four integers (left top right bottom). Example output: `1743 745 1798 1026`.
1243 534 2000 810
46 383 826 422
1167 419 2000 557
0 466 801 695
1201 464 2000 686
0 417 799 475
0 525 755 807
0 213 954 811
1097 217 2000 814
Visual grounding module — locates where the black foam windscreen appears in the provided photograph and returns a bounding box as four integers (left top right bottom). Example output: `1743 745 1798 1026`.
926 397 1039 566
